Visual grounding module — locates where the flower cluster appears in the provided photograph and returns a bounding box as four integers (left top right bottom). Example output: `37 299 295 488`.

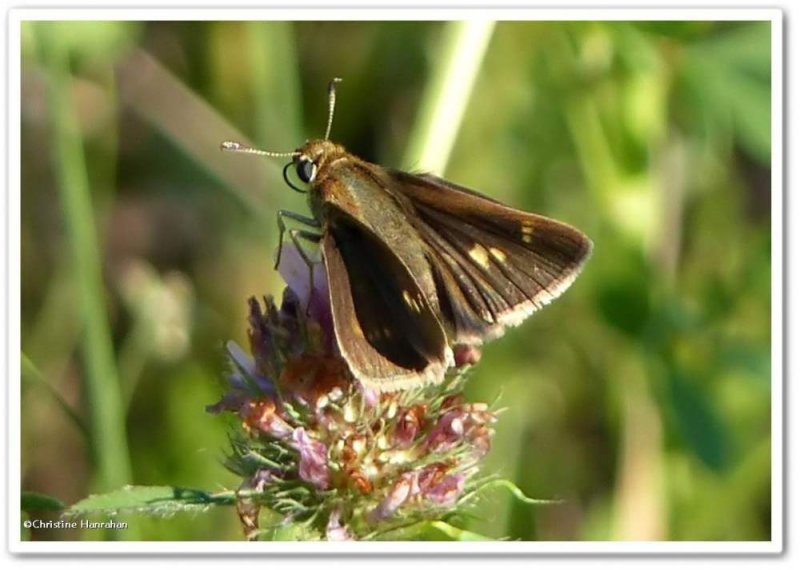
208 246 497 540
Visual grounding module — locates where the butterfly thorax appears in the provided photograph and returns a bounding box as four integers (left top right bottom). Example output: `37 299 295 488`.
297 140 445 327
296 139 350 219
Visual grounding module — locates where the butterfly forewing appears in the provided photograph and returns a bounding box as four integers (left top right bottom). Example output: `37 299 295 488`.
388 170 593 343
321 211 453 390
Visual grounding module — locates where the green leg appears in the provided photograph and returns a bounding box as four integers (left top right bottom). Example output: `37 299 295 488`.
275 210 320 270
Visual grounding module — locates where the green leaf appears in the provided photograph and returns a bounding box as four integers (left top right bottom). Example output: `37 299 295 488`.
30 21 140 65
259 523 320 541
719 341 771 386
689 22 771 81
412 521 493 541
22 491 66 513
66 486 235 518
377 520 494 541
679 22 772 164
593 248 653 338
463 477 560 507
667 371 730 471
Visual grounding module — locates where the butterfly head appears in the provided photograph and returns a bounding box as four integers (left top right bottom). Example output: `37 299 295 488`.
292 77 347 185
293 139 347 184
222 79 347 189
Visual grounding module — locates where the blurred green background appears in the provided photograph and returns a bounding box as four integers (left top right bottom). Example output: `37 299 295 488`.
20 20 772 541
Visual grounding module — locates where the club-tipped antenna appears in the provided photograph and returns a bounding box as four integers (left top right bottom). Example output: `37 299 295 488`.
220 141 299 159
324 77 343 141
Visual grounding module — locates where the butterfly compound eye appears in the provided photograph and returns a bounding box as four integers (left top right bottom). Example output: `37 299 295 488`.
296 158 317 183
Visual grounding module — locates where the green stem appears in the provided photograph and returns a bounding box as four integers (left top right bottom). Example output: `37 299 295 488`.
246 21 302 148
403 20 495 174
21 353 89 440
37 28 132 496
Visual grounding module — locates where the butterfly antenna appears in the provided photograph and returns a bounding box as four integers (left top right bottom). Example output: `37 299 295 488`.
324 77 343 140
220 141 299 159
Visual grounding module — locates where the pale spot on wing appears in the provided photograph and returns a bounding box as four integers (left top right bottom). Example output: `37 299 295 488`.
468 243 490 269
350 315 363 335
402 290 422 313
365 323 395 342
489 247 506 262
521 221 535 243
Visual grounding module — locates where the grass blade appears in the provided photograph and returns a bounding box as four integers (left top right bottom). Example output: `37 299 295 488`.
37 26 133 498
402 20 495 174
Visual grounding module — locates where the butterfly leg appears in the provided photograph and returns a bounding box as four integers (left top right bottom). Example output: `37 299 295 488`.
275 210 320 270
286 228 323 314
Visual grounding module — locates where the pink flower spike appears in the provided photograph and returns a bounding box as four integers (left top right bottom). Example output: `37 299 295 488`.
426 410 465 453
292 428 331 490
424 473 465 507
252 469 277 492
453 344 482 367
359 384 380 408
370 472 417 522
276 243 333 346
325 508 354 541
394 405 424 448
242 400 293 439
